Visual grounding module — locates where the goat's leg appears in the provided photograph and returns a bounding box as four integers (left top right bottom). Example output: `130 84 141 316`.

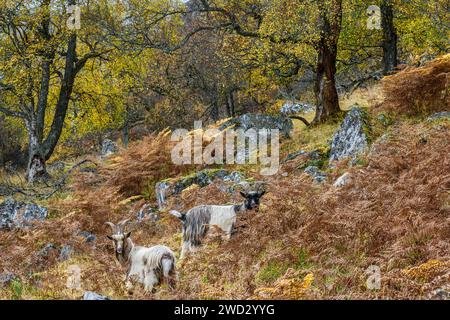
180 241 191 259
225 224 235 240
143 270 158 294
168 276 177 290
125 273 134 294
167 265 178 290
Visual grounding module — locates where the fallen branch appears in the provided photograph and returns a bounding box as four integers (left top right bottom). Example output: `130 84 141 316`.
289 115 311 127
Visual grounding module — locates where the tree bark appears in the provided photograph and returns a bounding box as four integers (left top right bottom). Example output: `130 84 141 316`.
42 33 77 161
26 121 48 183
122 118 129 148
210 84 219 121
312 0 342 124
381 0 398 74
226 89 235 117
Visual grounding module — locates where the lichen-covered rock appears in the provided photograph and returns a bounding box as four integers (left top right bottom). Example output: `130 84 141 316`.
333 172 352 187
222 171 244 183
218 114 292 165
427 112 450 121
83 291 111 300
136 204 160 222
282 149 322 164
304 166 327 184
280 102 315 115
0 273 17 288
329 106 370 163
219 113 293 138
58 245 74 262
0 198 48 230
155 181 171 210
156 169 245 209
429 288 450 300
101 139 118 157
78 231 96 243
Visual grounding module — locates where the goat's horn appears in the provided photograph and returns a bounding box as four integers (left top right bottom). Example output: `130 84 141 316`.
104 222 116 230
118 218 131 228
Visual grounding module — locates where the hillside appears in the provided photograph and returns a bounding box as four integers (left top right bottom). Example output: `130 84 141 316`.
0 56 449 300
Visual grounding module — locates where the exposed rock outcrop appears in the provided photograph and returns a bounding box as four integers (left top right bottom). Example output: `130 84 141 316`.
219 113 293 138
0 198 48 230
83 291 111 300
304 166 327 184
136 204 160 222
280 102 315 115
0 273 17 288
333 172 352 187
329 106 370 163
156 169 244 210
101 139 118 157
427 112 450 121
58 245 74 262
78 231 96 243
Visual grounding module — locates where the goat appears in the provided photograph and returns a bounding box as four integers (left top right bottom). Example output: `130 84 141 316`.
170 188 266 259
105 219 177 293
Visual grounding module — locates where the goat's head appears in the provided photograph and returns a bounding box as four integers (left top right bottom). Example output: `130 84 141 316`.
240 182 267 210
105 219 131 255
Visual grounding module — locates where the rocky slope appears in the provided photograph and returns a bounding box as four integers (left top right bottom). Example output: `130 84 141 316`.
0 59 449 300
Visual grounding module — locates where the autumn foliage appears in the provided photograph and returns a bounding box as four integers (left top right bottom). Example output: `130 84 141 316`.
381 55 450 116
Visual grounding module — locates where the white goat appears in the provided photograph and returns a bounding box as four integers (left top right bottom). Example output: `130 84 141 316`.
170 189 266 259
105 219 177 293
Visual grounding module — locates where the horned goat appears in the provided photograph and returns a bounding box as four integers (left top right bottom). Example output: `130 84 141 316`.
105 219 177 293
170 184 267 259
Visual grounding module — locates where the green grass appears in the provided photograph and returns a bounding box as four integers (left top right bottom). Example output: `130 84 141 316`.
256 261 289 284
256 249 314 285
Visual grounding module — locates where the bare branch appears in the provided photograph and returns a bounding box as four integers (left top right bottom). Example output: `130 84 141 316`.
289 115 311 127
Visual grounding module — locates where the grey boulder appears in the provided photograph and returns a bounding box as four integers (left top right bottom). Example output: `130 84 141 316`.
304 166 327 184
219 113 293 138
329 106 370 163
0 198 48 230
101 139 118 157
83 291 111 300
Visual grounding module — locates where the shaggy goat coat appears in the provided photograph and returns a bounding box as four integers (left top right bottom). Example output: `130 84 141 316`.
119 238 177 292
170 204 244 258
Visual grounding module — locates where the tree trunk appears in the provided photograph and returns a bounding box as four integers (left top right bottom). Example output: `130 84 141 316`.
313 0 342 124
42 33 77 160
25 121 48 183
122 119 129 148
313 44 341 123
210 85 219 122
381 0 398 74
226 90 235 117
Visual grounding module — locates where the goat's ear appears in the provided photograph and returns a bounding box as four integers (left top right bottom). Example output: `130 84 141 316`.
240 191 248 198
107 235 113 240
125 232 132 238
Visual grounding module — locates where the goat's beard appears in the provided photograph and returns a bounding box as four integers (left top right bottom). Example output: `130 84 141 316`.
115 251 127 264
115 244 130 265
